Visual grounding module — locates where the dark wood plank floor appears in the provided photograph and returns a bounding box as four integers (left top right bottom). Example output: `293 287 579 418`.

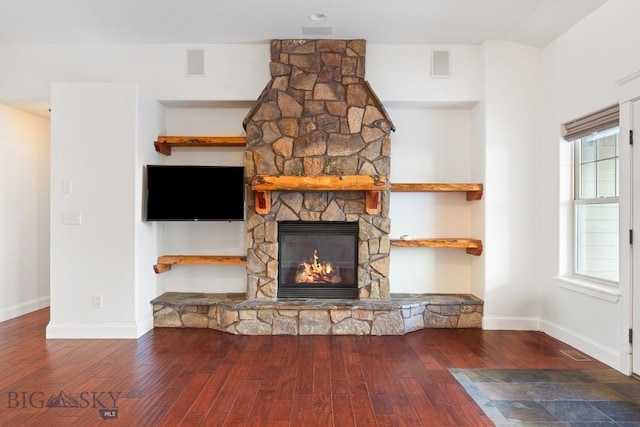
0 308 612 426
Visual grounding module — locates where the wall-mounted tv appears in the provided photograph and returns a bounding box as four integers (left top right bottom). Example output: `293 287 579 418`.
145 165 245 221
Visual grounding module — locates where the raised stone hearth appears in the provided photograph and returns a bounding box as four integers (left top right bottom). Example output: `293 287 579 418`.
151 292 483 335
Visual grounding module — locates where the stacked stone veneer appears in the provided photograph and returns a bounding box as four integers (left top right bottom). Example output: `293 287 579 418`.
151 293 483 335
243 39 394 300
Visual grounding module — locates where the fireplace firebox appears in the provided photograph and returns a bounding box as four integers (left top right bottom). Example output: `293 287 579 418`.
277 221 359 299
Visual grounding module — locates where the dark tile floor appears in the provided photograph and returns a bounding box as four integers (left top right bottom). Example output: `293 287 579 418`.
451 368 640 426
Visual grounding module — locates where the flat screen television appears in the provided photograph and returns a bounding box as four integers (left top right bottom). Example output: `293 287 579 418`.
145 165 245 221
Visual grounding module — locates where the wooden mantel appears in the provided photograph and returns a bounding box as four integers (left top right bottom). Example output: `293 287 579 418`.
390 183 483 201
154 255 247 274
250 175 387 215
390 238 483 256
154 136 247 155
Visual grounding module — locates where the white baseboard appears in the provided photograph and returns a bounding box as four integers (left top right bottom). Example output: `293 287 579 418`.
0 296 50 323
482 316 540 331
136 315 155 338
540 319 623 372
46 322 141 339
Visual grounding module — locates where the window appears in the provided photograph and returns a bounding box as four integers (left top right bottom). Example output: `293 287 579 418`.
573 127 620 282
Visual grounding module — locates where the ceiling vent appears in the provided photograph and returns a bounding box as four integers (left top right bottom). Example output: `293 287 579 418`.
431 50 450 78
186 49 205 76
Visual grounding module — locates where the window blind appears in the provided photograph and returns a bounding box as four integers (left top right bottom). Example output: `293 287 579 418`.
562 105 619 141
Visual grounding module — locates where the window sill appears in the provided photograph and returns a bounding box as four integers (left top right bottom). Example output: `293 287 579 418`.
554 276 621 303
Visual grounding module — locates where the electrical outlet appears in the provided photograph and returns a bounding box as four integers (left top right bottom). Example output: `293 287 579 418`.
62 212 82 225
93 295 103 308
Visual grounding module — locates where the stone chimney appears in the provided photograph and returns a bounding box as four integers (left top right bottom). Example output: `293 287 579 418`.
243 39 394 300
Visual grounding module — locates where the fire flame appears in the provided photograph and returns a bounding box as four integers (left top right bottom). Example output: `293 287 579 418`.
295 249 341 284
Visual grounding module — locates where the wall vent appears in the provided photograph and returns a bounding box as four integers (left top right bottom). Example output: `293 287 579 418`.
186 49 205 76
431 50 451 78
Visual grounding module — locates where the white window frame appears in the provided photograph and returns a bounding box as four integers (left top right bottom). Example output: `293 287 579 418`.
572 127 620 284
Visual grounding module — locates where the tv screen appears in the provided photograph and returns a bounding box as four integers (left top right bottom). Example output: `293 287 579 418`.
145 165 245 221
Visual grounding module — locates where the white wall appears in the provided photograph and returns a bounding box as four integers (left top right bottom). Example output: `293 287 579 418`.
0 104 50 321
47 82 162 338
481 41 543 329
539 0 640 372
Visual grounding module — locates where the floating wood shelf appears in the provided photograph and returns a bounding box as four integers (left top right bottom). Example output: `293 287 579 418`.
250 174 387 215
154 255 247 274
154 136 247 155
390 183 483 201
390 238 483 256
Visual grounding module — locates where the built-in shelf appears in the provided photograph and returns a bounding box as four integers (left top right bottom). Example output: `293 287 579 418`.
154 255 247 274
390 238 483 256
250 174 387 215
154 136 247 155
390 183 483 201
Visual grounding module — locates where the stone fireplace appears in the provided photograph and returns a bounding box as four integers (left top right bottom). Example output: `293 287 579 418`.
243 39 394 300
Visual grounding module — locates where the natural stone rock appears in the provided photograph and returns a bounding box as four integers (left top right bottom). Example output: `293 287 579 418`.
324 156 358 175
247 250 266 274
304 100 326 116
317 114 341 133
458 312 482 328
327 133 365 156
253 145 279 175
352 310 373 321
290 68 318 91
253 101 281 122
313 82 345 101
219 309 238 327
362 105 384 125
278 91 304 117
404 314 424 333
321 52 341 67
154 307 182 327
341 57 357 76
269 62 291 77
299 310 331 335
239 310 257 321
347 84 368 107
282 39 316 54
273 316 298 335
289 54 321 73
317 39 347 52
236 320 272 335
259 280 277 297
293 129 327 157
182 312 209 328
280 192 304 213
371 311 404 335
304 193 328 211
303 157 324 176
370 257 389 277
272 75 289 91
347 107 365 133
326 101 347 116
278 119 298 137
359 140 382 160
261 121 281 144
273 137 294 158
362 126 385 143
321 200 346 221
257 309 274 324
330 309 351 323
275 203 299 221
283 158 304 175
332 318 371 335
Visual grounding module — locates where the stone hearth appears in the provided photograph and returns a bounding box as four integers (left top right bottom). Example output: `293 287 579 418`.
151 293 483 335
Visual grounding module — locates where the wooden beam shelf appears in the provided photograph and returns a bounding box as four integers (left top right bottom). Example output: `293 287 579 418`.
390 238 483 256
154 136 247 155
390 183 483 201
250 174 387 215
154 255 247 274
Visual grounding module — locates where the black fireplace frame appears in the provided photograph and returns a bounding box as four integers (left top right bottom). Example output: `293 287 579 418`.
277 221 359 299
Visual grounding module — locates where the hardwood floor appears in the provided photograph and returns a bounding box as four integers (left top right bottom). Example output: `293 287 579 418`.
0 308 616 426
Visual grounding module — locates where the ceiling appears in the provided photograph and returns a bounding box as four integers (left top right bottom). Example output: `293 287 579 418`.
0 0 607 48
